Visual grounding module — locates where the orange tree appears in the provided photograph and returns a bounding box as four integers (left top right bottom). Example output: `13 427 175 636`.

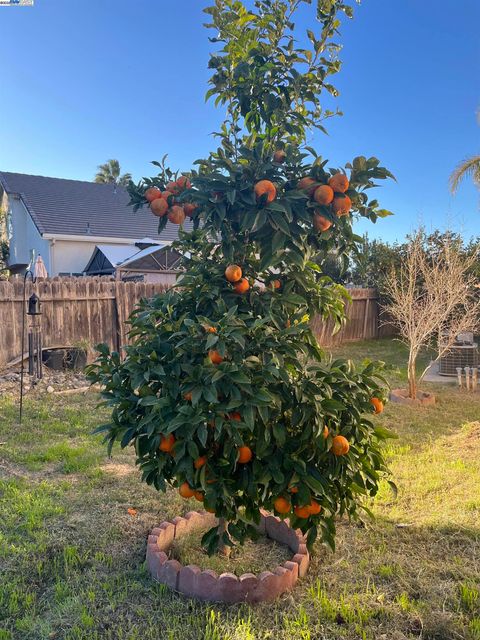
88 0 395 554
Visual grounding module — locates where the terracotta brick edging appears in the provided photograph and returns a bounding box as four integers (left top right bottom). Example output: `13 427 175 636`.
390 388 436 406
145 509 310 603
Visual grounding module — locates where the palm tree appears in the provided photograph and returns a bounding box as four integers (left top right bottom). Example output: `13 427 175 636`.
94 159 132 187
450 154 480 194
450 110 480 194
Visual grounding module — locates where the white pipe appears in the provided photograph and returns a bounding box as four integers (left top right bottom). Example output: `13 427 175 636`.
456 367 463 388
465 367 471 391
472 368 478 392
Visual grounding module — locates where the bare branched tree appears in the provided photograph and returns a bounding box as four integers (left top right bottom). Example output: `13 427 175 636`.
384 229 480 399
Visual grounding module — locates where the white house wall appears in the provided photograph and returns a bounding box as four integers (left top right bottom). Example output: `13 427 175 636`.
51 239 134 275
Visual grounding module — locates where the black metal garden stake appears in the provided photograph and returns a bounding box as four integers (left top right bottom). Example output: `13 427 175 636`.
19 270 42 424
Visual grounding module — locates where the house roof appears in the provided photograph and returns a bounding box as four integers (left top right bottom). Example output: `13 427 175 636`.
0 171 193 241
119 243 182 272
91 244 142 268
83 244 133 275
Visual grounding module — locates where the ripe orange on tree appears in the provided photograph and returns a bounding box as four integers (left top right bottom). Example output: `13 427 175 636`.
322 425 329 439
176 175 191 191
294 505 311 519
272 279 282 289
371 397 384 414
313 212 332 232
297 176 317 196
273 149 286 163
194 455 207 470
274 496 291 514
225 264 242 282
194 491 205 502
145 187 162 202
331 435 350 456
150 198 169 217
254 179 277 203
313 185 334 205
289 485 299 494
328 173 349 193
203 325 217 334
166 181 180 194
184 202 197 217
208 350 224 365
308 499 321 515
238 446 252 464
234 278 250 294
184 392 193 402
228 412 241 422
179 482 195 499
333 195 352 217
159 433 175 453
161 190 174 202
168 205 186 224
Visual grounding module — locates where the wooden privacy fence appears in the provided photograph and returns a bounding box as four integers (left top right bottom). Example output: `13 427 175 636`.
0 279 394 369
310 287 394 346
0 277 168 369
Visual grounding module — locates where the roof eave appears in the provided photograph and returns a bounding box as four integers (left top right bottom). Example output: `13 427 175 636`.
43 233 173 244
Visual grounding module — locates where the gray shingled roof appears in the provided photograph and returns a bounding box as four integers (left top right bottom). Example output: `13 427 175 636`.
0 171 192 241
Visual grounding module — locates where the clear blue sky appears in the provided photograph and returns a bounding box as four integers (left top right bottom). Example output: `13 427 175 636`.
1 0 479 243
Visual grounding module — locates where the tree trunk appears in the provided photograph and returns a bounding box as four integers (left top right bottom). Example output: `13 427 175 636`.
408 351 417 399
217 518 231 557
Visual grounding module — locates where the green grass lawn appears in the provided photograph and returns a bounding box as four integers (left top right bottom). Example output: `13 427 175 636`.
0 338 479 640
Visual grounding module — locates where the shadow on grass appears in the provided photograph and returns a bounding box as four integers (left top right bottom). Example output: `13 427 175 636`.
1 499 478 640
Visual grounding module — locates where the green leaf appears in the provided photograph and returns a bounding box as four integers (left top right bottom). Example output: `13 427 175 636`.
270 214 292 236
188 441 199 460
206 333 219 349
272 230 286 253
388 480 398 500
373 426 398 440
322 399 346 412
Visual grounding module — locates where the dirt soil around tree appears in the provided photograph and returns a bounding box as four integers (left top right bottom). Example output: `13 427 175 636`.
0 338 479 640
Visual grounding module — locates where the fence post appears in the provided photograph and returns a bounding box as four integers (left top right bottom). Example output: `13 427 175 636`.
362 295 370 340
114 280 124 355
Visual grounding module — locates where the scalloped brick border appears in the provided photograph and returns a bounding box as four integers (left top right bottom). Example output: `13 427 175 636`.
146 509 309 603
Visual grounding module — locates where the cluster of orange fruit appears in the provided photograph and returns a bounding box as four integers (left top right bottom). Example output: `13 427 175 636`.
253 148 352 234
225 263 250 294
271 398 384 520
159 431 253 465
158 397 384 517
273 495 322 518
176 441 253 512
145 176 197 224
297 172 351 233
145 168 350 234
